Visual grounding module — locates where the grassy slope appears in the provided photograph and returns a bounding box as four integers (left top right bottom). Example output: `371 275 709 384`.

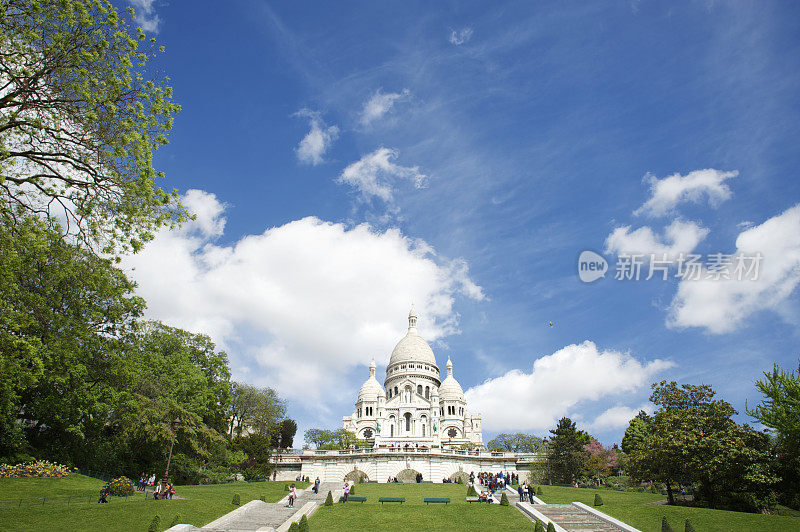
0 474 308 532
537 485 800 532
310 483 534 531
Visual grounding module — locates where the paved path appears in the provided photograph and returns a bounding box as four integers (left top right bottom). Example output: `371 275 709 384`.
169 482 340 532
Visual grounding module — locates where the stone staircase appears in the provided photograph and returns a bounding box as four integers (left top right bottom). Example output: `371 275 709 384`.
169 482 340 532
535 504 622 532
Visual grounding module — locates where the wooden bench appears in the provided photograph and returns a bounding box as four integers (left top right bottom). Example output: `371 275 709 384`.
339 495 367 503
466 496 480 503
379 497 405 505
424 497 450 505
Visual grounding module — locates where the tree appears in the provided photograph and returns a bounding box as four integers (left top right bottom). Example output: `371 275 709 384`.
0 0 186 254
303 428 367 450
546 418 589 484
0 216 143 461
278 419 297 448
227 383 285 438
486 433 544 453
304 428 336 449
621 410 651 454
582 439 618 479
748 359 800 509
629 381 777 510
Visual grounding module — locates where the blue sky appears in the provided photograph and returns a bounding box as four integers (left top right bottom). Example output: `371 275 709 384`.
122 0 800 446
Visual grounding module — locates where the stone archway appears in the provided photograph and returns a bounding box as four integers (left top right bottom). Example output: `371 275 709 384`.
344 469 369 483
396 468 421 483
449 471 469 484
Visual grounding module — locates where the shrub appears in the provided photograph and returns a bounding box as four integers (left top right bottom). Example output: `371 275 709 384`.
546 523 556 532
169 514 182 527
284 483 290 491
467 485 478 497
349 485 355 496
288 522 300 532
500 492 509 506
661 516 675 532
148 515 160 532
594 493 603 506
232 493 241 506
537 486 543 496
0 460 71 478
325 491 333 506
684 519 696 532
102 476 135 496
651 483 660 494
534 521 545 532
260 495 266 502
299 514 309 532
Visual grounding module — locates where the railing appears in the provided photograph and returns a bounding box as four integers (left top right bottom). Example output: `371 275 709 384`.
0 491 148 508
300 448 544 460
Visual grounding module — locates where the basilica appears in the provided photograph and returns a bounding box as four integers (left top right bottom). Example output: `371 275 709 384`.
342 308 484 448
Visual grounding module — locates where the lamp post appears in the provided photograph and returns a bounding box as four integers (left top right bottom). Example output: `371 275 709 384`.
272 433 283 481
163 416 181 485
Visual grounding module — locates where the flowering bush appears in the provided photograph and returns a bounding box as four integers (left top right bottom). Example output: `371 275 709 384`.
0 460 71 478
102 476 135 496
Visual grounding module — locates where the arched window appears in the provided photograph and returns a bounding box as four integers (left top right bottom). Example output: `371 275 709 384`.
389 415 395 437
421 415 427 437
394 386 398 396
404 412 412 432
425 386 430 399
440 407 444 416
417 384 423 395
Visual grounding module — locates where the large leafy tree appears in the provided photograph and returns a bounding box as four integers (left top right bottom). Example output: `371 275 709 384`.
629 381 776 510
0 216 143 462
546 417 590 484
486 433 544 453
0 0 186 254
748 359 800 508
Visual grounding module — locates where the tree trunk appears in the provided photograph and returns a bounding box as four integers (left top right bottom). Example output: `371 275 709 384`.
666 480 675 505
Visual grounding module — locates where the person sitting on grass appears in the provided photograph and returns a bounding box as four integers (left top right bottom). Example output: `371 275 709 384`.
98 486 109 504
167 483 175 500
153 481 162 499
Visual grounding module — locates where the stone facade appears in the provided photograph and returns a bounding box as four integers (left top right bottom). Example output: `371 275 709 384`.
341 307 484 448
269 448 538 483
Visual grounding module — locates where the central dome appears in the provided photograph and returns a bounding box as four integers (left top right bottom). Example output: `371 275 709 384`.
388 307 438 367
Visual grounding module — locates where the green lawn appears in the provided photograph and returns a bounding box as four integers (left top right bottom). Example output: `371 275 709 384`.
310 483 534 531
0 474 308 531
536 485 800 532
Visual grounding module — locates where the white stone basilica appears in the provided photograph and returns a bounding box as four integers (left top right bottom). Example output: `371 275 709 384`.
342 307 484 449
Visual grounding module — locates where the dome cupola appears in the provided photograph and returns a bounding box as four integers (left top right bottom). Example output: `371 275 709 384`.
439 356 464 401
388 306 438 367
358 358 385 401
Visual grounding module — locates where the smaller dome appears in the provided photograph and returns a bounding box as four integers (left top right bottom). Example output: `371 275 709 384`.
358 359 385 401
439 356 464 401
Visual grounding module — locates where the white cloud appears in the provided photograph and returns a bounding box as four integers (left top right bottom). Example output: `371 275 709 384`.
338 147 427 202
123 190 484 411
449 28 473 45
295 110 339 165
634 169 738 217
128 0 161 33
360 89 410 126
605 219 709 259
464 341 673 432
590 404 653 432
668 203 800 333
